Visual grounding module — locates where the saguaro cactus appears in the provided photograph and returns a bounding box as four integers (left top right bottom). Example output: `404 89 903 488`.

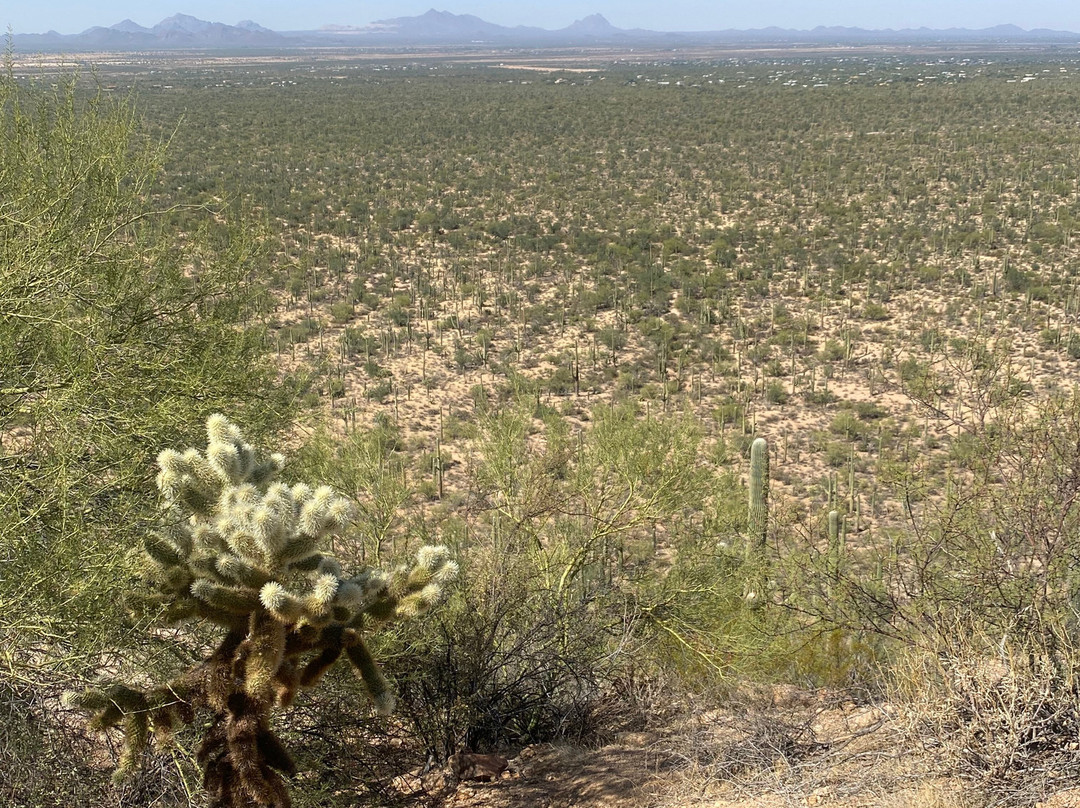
828 509 846 576
744 436 769 608
747 437 769 557
67 415 457 808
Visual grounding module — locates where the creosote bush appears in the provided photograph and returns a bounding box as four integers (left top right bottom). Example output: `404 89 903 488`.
67 415 457 808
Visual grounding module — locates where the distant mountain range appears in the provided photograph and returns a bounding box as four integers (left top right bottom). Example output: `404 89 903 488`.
15 14 285 50
12 9 1080 51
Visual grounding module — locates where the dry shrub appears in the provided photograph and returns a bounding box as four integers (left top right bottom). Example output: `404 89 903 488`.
644 699 826 807
0 670 195 808
705 711 824 781
874 781 974 808
381 538 639 763
895 621 1080 808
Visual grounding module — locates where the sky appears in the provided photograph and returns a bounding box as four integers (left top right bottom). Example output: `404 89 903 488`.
7 1 1080 36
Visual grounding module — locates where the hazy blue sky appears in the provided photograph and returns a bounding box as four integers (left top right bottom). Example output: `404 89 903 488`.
8 2 1080 36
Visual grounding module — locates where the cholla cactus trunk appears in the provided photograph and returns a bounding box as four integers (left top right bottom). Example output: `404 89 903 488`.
744 437 769 609
68 415 457 808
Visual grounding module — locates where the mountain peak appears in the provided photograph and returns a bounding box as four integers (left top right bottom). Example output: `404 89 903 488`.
153 13 213 33
13 11 1080 52
158 13 199 24
579 14 612 26
109 19 150 34
563 13 619 35
236 19 274 33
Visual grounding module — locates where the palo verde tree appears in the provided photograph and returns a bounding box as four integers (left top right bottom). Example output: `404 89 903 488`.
68 415 457 808
0 60 287 678
0 61 300 807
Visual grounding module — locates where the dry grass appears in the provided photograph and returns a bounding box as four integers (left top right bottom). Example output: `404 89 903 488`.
892 627 1080 808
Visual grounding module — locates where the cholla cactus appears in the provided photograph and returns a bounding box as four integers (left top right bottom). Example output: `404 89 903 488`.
67 415 457 808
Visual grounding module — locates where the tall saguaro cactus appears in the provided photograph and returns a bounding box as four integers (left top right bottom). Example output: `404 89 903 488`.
67 415 457 808
828 509 846 576
748 437 770 555
745 436 770 608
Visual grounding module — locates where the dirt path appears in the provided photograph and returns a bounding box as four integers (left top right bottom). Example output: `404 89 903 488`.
400 689 984 808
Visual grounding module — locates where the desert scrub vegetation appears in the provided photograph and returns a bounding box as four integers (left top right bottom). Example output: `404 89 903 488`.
11 46 1080 807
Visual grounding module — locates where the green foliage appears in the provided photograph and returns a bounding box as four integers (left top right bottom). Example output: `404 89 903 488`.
0 72 297 808
0 66 289 672
862 302 891 321
764 381 789 404
367 401 758 757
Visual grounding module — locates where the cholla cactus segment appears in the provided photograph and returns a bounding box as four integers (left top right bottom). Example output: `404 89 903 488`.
162 598 200 623
159 566 194 596
152 418 457 634
156 512 194 557
415 545 450 571
157 448 186 476
309 573 340 612
290 483 314 507
244 611 286 703
191 580 260 615
334 581 366 608
65 683 147 715
155 450 185 499
421 545 459 584
176 485 216 519
116 712 150 780
259 582 305 623
351 568 390 597
317 556 343 578
394 582 444 619
276 536 320 569
248 453 285 487
404 546 459 595
183 448 221 491
297 486 353 537
262 482 293 513
326 498 354 529
206 413 243 446
299 645 343 688
144 534 186 568
251 506 286 554
190 523 224 553
216 554 271 589
345 639 396 716
207 441 242 484
434 561 459 586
